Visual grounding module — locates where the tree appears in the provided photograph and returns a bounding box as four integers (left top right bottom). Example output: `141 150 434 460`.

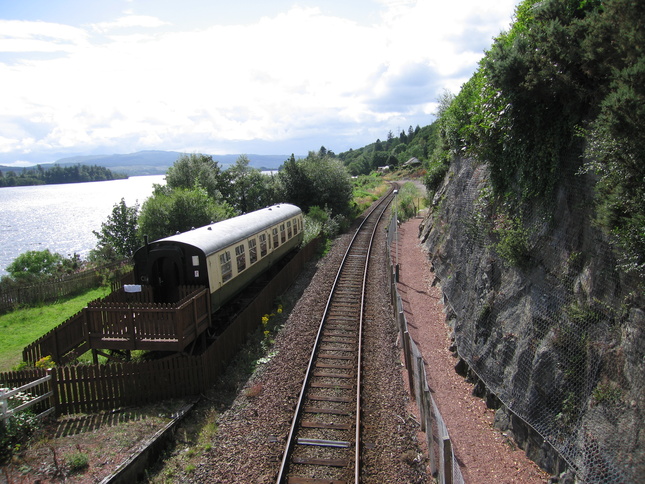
223 155 278 213
165 153 224 199
91 198 141 262
278 153 353 217
138 187 235 242
6 250 65 283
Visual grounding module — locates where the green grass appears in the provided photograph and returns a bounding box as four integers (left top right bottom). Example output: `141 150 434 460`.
0 286 111 372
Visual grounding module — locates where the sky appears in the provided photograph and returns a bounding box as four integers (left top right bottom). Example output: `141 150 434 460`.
0 0 519 166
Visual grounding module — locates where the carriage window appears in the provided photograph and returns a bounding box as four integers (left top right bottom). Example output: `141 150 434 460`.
292 218 298 235
280 223 286 243
220 251 232 283
235 244 246 272
287 220 292 238
273 227 279 247
259 233 268 257
248 238 257 264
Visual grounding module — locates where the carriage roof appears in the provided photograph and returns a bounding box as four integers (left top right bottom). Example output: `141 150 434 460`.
149 203 302 256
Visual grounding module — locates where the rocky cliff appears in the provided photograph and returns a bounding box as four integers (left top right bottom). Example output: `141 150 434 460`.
419 157 644 483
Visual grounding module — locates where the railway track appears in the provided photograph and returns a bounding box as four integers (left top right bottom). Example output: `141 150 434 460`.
276 189 396 484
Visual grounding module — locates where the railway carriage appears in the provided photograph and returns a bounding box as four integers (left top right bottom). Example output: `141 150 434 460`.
133 203 303 310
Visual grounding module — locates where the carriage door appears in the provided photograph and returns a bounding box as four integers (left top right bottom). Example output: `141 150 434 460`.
148 247 184 303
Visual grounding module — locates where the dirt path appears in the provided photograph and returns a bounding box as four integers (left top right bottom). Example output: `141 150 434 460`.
394 215 550 483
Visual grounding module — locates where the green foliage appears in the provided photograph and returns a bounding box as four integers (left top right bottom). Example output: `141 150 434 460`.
338 124 435 176
0 395 40 463
578 0 645 276
66 450 89 472
430 0 643 280
303 206 346 243
91 198 140 262
137 186 235 241
395 182 423 222
424 160 449 196
592 382 622 406
222 155 278 213
277 153 353 217
6 250 66 283
0 164 126 188
165 153 224 199
493 216 531 268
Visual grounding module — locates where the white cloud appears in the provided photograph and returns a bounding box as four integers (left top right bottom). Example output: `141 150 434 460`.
91 15 170 33
0 0 518 161
0 19 88 53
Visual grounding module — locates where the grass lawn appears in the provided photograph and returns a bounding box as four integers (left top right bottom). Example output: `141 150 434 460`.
0 286 111 373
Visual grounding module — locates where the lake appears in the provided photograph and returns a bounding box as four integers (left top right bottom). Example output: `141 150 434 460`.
0 175 165 275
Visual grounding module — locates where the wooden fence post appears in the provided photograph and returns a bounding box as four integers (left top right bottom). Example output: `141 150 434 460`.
443 437 453 484
47 368 58 417
416 355 426 432
403 331 415 394
425 388 437 476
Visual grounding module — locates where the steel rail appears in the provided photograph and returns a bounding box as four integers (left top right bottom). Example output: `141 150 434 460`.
276 188 396 484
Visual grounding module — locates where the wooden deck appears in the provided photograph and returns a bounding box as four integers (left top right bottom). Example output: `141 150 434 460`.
86 285 211 352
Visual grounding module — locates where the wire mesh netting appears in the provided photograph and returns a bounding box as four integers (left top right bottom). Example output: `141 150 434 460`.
423 157 644 483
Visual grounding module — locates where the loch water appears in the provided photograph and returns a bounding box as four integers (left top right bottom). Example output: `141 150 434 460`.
0 175 165 275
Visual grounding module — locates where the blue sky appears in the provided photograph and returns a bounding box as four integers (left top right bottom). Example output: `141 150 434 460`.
0 0 518 165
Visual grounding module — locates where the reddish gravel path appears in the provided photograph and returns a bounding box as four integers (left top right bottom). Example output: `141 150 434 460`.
394 215 550 483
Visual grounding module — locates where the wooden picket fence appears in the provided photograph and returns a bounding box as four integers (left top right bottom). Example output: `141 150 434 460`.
22 285 210 364
0 368 55 422
0 260 130 314
387 215 464 484
2 237 320 416
22 310 89 366
86 285 211 352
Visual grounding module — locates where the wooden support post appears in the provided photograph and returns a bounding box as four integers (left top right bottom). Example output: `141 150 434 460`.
416 356 426 432
47 367 58 418
425 388 437 476
443 437 453 484
403 331 414 394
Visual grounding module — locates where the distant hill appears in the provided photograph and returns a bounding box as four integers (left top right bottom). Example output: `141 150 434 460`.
0 151 293 176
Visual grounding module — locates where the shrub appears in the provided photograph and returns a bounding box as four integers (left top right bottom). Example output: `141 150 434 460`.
66 449 89 472
0 389 40 463
424 161 448 196
493 216 531 268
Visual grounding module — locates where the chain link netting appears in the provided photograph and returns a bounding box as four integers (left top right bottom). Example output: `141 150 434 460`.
424 158 644 483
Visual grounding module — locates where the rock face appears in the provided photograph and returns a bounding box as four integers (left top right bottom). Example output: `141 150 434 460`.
419 157 644 483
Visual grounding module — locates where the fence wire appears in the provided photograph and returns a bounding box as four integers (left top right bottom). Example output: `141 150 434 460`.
425 158 643 483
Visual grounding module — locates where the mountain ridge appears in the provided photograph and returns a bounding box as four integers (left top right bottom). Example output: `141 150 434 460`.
0 151 294 176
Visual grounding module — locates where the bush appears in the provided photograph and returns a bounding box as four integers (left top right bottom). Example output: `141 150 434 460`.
66 449 89 472
424 161 449 196
395 182 423 222
493 216 531 268
0 389 40 463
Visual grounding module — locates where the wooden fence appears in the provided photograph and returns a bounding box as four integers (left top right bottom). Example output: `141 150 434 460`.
22 285 210 364
22 309 89 366
0 368 55 423
86 286 211 352
387 215 464 484
2 237 320 416
0 260 130 314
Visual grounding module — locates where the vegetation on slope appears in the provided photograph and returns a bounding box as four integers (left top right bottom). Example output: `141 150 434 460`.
434 0 644 277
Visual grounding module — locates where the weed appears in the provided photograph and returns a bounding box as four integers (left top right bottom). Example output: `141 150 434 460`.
66 448 89 473
592 383 622 406
493 216 531 268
